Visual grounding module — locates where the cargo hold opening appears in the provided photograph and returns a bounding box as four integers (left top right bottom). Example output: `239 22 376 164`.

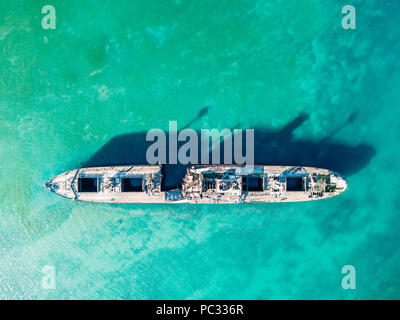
121 177 143 192
78 177 99 192
286 176 304 191
243 176 264 192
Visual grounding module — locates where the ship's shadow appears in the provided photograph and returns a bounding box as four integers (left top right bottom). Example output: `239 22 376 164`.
83 111 375 190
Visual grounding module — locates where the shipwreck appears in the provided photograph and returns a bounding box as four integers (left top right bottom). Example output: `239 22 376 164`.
45 165 347 203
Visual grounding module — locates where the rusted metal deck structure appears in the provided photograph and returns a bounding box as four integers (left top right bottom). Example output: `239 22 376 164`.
45 165 347 203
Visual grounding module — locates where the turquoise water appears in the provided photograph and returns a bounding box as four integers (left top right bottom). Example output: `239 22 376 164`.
1 0 400 299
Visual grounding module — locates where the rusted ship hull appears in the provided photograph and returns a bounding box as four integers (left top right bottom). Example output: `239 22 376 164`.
45 165 347 203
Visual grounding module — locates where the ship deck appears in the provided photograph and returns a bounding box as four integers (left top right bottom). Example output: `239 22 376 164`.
45 165 347 204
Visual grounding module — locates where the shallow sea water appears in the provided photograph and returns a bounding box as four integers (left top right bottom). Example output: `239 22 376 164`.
0 0 399 299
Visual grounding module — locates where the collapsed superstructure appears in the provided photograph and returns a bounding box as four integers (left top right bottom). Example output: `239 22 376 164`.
45 165 347 203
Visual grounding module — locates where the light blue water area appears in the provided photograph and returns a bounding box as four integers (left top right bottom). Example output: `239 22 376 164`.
0 0 400 299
